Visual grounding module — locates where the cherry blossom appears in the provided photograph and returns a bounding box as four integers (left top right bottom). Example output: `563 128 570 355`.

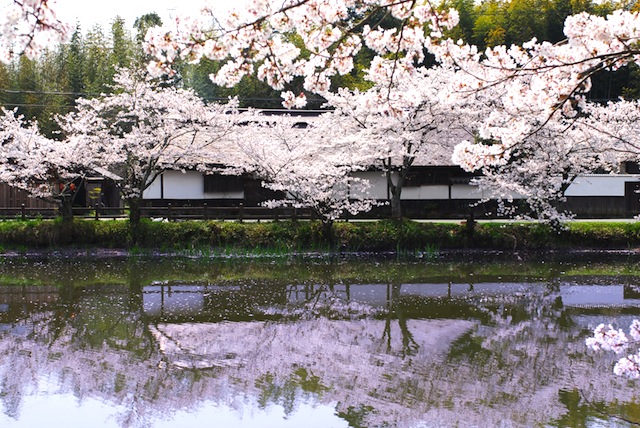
586 320 640 380
614 352 640 379
224 112 377 225
141 0 640 224
325 64 467 218
580 99 640 163
430 10 640 171
0 108 85 220
281 91 307 109
586 323 629 354
453 106 617 221
143 0 459 99
0 0 69 63
57 68 241 224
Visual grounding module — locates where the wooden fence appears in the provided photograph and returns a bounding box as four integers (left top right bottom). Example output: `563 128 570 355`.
0 203 315 222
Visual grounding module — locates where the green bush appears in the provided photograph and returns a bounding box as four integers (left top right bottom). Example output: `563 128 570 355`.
1 219 640 253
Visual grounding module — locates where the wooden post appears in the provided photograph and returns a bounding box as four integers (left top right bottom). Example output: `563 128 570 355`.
167 203 173 222
21 204 26 221
95 203 100 221
203 203 208 221
238 203 244 222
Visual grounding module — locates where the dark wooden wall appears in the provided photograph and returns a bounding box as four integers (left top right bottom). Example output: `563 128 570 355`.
0 183 55 208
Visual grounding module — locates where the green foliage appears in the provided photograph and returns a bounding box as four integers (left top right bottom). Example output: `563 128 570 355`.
0 16 144 132
182 57 284 109
550 389 640 427
334 220 463 252
563 222 640 248
2 219 640 253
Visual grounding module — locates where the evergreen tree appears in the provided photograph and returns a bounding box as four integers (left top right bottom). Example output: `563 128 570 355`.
84 25 112 95
108 17 135 82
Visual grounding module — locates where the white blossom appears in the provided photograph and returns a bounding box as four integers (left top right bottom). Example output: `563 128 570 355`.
57 68 241 220
0 108 84 212
223 112 377 222
586 320 640 380
0 0 69 63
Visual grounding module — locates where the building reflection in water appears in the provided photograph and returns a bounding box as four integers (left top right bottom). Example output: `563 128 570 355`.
0 263 639 427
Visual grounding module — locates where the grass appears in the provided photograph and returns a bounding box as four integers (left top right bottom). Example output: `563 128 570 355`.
1 218 640 254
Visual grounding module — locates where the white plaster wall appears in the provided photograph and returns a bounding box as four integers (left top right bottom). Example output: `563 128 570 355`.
402 185 450 199
450 184 484 199
565 175 639 197
145 170 640 202
143 176 162 199
205 190 245 199
352 172 524 200
352 171 388 199
401 175 640 200
143 171 244 200
164 170 206 199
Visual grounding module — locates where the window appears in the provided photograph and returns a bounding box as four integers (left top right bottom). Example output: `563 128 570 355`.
625 162 640 174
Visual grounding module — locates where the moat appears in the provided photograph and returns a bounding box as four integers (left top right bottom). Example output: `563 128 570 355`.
0 253 639 427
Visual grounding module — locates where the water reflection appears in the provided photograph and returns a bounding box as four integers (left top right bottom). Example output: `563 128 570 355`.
0 255 639 427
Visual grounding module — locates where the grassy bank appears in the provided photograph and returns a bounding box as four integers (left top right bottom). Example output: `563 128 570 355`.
1 218 640 254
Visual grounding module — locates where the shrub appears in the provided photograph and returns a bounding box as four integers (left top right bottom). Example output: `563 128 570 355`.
1 219 640 253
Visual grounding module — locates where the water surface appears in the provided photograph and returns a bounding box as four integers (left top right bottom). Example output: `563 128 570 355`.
0 253 639 427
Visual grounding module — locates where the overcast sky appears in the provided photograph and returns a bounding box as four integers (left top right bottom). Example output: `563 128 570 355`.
52 0 232 31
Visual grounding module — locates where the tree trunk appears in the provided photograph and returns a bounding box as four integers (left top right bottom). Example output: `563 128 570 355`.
390 188 403 219
58 195 74 223
128 198 141 224
386 169 407 220
321 219 335 249
127 198 143 247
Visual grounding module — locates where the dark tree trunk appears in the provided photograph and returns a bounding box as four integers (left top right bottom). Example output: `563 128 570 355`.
58 195 74 223
387 170 407 220
465 210 475 247
127 198 143 247
384 155 414 220
321 219 335 249
390 187 403 219
127 198 141 224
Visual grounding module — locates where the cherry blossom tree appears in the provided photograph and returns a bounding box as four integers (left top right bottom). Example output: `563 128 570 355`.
0 108 86 221
433 10 640 120
226 112 377 238
143 0 459 104
143 3 640 175
428 11 640 199
139 0 638 222
325 64 466 218
142 1 638 113
58 68 240 225
142 1 640 132
450 90 619 222
579 98 640 165
143 1 640 226
0 1 71 218
0 0 69 63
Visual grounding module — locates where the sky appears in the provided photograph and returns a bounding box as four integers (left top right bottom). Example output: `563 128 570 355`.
52 0 233 31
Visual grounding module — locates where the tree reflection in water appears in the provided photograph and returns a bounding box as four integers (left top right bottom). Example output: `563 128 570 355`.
0 257 639 427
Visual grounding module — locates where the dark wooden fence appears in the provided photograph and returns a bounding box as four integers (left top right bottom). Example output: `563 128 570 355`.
0 203 315 221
